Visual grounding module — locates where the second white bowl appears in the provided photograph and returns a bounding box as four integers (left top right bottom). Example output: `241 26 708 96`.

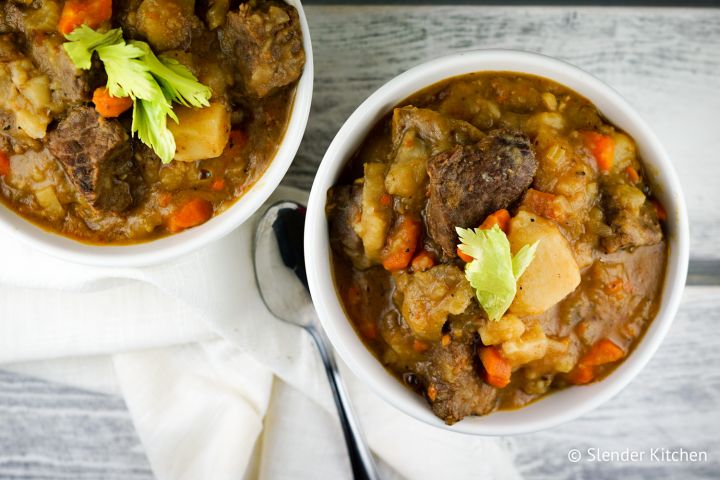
305 49 689 435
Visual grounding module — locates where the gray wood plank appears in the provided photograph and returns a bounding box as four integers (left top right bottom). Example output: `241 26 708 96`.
0 371 153 480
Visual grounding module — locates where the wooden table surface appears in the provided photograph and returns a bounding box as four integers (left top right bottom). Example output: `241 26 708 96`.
1 5 719 479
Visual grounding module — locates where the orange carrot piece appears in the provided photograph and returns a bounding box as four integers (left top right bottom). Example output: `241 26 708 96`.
427 384 437 402
581 338 625 367
479 346 512 388
411 250 435 272
58 0 113 35
0 151 9 177
651 199 667 222
92 87 133 118
581 131 614 172
210 178 226 191
480 208 511 233
625 166 640 183
523 189 567 222
567 364 594 385
167 198 213 233
457 247 474 263
380 193 392 207
382 217 422 272
413 339 430 353
359 323 377 340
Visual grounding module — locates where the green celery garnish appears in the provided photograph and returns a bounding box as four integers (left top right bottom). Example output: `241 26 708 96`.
456 225 539 322
63 26 212 163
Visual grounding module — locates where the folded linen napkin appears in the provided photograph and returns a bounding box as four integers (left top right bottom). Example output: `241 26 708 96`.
0 186 521 480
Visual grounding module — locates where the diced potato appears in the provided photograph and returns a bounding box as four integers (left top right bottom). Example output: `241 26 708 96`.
137 0 194 51
610 132 636 173
385 130 428 199
394 265 474 340
479 314 526 346
508 211 581 316
501 320 548 367
22 76 52 111
206 0 230 30
525 113 565 136
355 162 392 262
24 0 61 32
35 186 65 221
541 92 557 111
169 102 231 162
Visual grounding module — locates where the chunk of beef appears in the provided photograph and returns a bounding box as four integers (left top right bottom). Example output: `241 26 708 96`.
384 107 485 207
27 33 91 104
426 129 537 257
47 107 137 212
600 178 662 253
219 1 305 97
326 184 372 269
420 338 498 425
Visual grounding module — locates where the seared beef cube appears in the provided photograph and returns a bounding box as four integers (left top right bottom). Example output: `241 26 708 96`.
421 339 498 425
219 1 305 97
28 33 91 104
601 178 662 253
326 184 371 270
47 107 136 212
426 128 537 257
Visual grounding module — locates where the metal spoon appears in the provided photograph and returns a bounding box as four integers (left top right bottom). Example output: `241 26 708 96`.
253 200 379 480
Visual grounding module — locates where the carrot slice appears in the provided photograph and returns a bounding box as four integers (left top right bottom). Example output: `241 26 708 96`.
58 0 113 35
210 178 226 191
167 198 213 233
581 338 625 367
411 250 435 272
479 346 512 388
651 199 667 222
0 151 9 177
567 364 594 385
413 339 430 353
625 166 640 183
92 87 133 118
480 208 511 233
456 246 474 263
382 217 422 272
581 131 614 172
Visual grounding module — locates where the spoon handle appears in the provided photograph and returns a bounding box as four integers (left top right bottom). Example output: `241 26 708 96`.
307 327 380 480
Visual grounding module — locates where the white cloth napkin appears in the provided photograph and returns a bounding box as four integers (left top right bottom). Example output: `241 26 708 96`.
0 185 521 480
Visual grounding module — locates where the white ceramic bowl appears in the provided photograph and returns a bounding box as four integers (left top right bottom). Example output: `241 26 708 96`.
0 0 313 267
305 49 689 435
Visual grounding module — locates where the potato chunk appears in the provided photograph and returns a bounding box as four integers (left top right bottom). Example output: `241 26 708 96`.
385 129 429 200
169 102 230 162
508 211 581 315
355 162 392 262
501 320 548 367
479 314 526 346
394 265 474 340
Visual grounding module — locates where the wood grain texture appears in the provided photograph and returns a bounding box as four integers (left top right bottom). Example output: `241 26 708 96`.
0 371 153 480
1 6 719 480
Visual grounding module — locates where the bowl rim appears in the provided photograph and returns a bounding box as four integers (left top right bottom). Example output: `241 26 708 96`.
0 0 314 268
305 49 690 435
